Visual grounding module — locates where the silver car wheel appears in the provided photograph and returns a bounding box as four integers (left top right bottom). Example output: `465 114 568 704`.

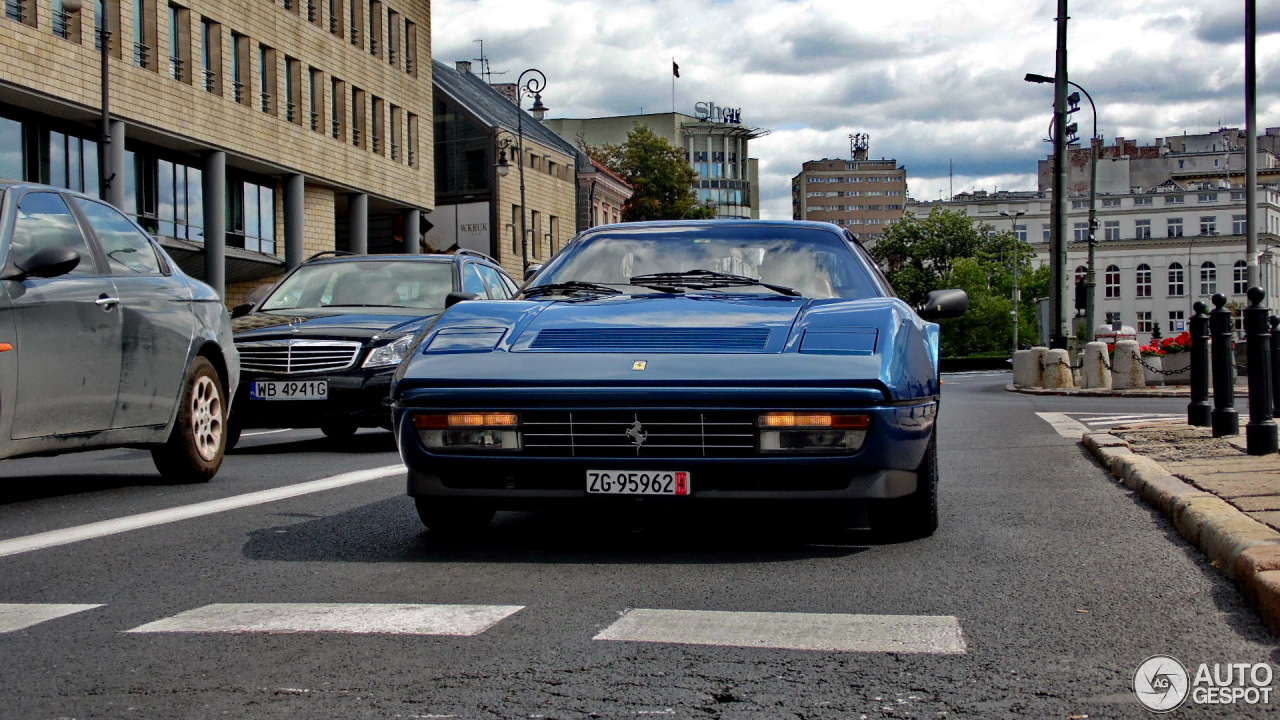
190 374 223 462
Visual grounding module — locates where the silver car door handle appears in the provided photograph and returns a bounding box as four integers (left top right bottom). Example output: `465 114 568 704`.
95 295 121 309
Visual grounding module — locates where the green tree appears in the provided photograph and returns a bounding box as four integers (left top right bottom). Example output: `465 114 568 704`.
582 124 714 221
870 207 1043 356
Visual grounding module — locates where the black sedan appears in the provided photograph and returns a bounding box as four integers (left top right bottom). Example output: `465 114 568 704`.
229 250 517 446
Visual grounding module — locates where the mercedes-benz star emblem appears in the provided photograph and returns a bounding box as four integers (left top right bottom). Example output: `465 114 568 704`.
625 420 648 447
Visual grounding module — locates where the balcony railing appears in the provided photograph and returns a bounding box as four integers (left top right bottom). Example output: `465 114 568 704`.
407 149 414 167
351 127 361 147
369 38 378 56
331 119 340 139
133 41 150 68
371 135 382 154
329 15 337 32
51 9 71 39
307 0 316 22
260 91 272 113
5 0 26 23
201 69 217 92
170 56 184 81
232 80 244 104
390 142 398 161
285 102 296 123
388 47 396 66
310 110 319 132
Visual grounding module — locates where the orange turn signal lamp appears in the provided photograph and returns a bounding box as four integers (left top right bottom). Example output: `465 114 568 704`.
412 412 519 429
759 412 870 430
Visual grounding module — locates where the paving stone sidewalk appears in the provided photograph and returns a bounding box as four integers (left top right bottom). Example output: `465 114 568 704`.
1083 420 1280 634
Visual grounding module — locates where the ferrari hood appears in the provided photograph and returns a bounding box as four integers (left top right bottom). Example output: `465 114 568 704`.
508 295 805 353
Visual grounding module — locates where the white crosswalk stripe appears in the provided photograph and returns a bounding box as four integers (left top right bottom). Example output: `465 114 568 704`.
124 603 525 636
1037 412 1183 439
0 603 102 632
593 609 967 654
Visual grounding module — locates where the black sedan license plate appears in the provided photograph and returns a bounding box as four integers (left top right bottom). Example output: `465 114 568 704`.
249 380 328 400
586 470 690 496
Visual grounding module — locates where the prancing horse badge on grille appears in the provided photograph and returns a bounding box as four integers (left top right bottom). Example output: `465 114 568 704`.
632 361 647 371
626 421 648 447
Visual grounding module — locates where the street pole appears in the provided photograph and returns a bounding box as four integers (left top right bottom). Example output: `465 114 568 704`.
512 69 546 279
1078 85 1098 343
1246 0 1259 288
1050 0 1071 349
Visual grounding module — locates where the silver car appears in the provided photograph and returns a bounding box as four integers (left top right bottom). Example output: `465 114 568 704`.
0 181 239 481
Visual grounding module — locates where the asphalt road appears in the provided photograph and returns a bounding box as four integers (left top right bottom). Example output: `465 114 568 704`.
0 372 1276 719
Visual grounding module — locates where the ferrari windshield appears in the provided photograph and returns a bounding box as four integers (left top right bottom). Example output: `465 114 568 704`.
259 259 454 312
530 224 880 299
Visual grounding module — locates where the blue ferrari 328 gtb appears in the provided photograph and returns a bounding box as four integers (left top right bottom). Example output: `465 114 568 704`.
391 220 967 539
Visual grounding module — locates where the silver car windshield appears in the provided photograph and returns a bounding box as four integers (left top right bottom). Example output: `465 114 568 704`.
260 260 453 311
535 225 878 300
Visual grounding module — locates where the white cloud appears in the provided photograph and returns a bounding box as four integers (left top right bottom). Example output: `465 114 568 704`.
434 0 1280 219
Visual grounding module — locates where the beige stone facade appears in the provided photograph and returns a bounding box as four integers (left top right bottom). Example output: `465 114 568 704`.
492 140 577 278
791 152 907 245
0 0 434 305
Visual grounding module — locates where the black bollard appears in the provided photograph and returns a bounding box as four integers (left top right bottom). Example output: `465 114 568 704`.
1188 301 1211 426
1244 288 1278 454
1272 315 1280 419
1210 293 1239 437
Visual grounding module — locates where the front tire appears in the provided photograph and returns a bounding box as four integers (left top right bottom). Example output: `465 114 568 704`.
414 497 495 536
152 357 226 483
869 432 938 541
320 421 358 439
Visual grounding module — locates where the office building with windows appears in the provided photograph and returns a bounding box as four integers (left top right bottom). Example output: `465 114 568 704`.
1 0 433 305
908 186 1280 342
790 144 907 245
545 108 767 220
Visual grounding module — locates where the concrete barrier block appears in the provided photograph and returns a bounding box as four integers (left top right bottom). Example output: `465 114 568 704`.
1112 340 1145 390
1012 348 1045 388
1042 349 1075 389
1081 342 1112 390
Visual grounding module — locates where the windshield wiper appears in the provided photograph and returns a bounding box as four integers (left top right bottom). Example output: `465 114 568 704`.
522 281 624 298
629 269 802 296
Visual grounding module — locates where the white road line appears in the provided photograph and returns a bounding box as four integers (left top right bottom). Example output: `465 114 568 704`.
1036 412 1090 439
0 603 103 633
1079 414 1182 423
0 464 405 559
593 609 966 654
241 429 294 437
125 603 523 636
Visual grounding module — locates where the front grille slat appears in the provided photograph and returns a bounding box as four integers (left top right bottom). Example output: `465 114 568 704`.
236 339 363 375
521 410 757 458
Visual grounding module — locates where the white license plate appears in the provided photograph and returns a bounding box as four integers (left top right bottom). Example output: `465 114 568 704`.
586 470 690 496
249 380 328 400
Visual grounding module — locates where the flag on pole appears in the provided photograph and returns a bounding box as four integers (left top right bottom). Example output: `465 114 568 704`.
672 61 680 78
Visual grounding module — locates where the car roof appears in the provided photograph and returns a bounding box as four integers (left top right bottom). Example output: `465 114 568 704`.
584 219 848 233
303 250 502 267
0 180 100 198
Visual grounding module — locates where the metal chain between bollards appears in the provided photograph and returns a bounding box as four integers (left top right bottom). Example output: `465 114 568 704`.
1137 356 1187 376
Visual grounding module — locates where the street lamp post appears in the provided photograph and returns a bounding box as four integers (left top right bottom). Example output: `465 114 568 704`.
492 69 547 278
61 0 117 207
1026 72 1099 342
1000 210 1026 352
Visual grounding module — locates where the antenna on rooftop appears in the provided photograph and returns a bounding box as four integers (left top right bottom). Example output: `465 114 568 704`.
472 39 508 84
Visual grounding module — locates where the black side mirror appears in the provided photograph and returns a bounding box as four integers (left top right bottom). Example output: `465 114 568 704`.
7 246 81 281
230 303 253 319
917 288 969 321
445 291 479 308
524 263 544 281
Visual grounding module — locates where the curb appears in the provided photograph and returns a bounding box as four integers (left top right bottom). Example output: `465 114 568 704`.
1005 383 1248 398
1082 432 1280 634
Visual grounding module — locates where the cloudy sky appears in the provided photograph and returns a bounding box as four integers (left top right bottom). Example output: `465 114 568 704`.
432 0 1280 219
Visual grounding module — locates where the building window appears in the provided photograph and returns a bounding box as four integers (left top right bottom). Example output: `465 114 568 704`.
328 0 342 36
1198 192 1218 202
1102 198 1121 207
1232 214 1246 235
1168 263 1184 296
1137 311 1153 334
1200 216 1216 235
370 96 384 154
46 130 99 196
1169 310 1185 332
348 0 362 47
1165 194 1184 204
1167 217 1183 237
156 158 202 241
1105 311 1122 325
1234 260 1248 294
1105 265 1120 299
1134 196 1153 206
1135 264 1152 298
368 0 382 57
389 103 401 160
1014 224 1027 242
284 57 301 124
0 116 25 180
308 67 323 132
1075 265 1087 284
6 0 35 25
406 112 417 166
167 4 190 82
307 0 319 24
1071 200 1089 210
258 45 276 115
350 86 365 148
1042 224 1050 241
404 19 417 75
230 32 249 105
200 18 220 94
330 78 346 139
133 0 157 69
1104 220 1120 241
52 0 80 41
387 8 400 67
229 177 275 254
1073 222 1089 242
1200 262 1217 296
1135 219 1151 239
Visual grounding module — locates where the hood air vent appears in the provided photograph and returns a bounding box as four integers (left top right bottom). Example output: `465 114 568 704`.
528 327 771 353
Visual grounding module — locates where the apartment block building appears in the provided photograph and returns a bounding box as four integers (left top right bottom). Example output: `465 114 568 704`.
790 145 907 245
1 0 433 305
